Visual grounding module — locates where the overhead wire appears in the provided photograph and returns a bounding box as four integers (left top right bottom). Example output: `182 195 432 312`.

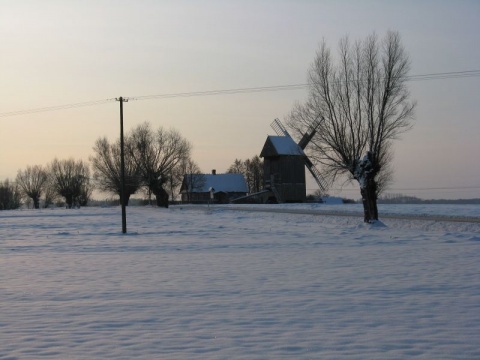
0 98 116 118
1 70 479 195
407 70 480 81
127 70 480 101
129 83 308 101
0 69 478 118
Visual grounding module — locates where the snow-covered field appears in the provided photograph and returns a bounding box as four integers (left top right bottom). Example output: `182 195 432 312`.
1 204 479 359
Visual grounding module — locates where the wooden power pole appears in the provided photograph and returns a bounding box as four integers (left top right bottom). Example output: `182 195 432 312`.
116 96 128 233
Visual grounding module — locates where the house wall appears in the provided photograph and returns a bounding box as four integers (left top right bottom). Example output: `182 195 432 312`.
181 191 247 204
181 192 210 203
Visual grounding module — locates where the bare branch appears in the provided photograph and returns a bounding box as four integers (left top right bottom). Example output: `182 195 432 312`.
287 31 415 222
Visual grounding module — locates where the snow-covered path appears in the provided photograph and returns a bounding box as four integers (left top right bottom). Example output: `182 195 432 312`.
1 206 479 359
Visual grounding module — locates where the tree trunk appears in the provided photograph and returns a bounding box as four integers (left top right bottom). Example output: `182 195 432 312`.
360 177 378 223
354 152 379 223
65 195 74 209
154 187 169 208
33 195 40 209
119 192 131 206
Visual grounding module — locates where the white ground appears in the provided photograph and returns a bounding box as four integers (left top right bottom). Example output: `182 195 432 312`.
1 204 479 359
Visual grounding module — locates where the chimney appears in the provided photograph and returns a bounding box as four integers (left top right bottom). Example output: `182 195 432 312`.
212 169 216 175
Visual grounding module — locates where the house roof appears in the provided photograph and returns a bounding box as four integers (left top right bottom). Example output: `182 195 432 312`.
260 135 305 157
183 173 248 193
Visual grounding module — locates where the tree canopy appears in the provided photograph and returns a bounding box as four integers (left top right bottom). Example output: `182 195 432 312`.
287 31 415 222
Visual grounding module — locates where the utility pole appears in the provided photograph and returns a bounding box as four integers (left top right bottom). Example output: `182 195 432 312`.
116 96 128 233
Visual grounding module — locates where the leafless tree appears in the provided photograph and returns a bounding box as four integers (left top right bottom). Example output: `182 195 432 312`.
162 157 202 203
287 31 415 222
227 159 245 175
90 136 141 205
16 165 48 209
227 156 263 193
128 122 191 208
50 158 92 208
244 156 264 194
178 158 205 202
43 175 58 208
0 179 22 210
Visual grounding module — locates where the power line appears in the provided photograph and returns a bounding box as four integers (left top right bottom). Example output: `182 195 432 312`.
125 70 480 101
0 69 479 118
0 98 115 118
129 84 308 101
407 70 480 81
128 70 480 102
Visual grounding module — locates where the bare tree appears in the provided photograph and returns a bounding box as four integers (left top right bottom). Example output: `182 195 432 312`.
128 122 191 208
43 175 58 208
227 156 263 194
0 179 22 210
16 165 48 209
78 180 93 207
244 156 264 194
50 158 92 208
227 159 245 175
163 157 203 203
90 136 141 205
178 158 205 202
287 31 415 222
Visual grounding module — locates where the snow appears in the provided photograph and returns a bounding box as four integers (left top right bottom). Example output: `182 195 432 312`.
196 173 248 193
266 136 305 156
1 204 479 359
322 196 344 204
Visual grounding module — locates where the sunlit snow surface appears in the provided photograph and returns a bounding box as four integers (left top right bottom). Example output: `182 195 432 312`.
1 204 479 359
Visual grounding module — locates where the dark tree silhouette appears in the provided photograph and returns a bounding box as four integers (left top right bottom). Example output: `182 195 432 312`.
0 179 22 210
91 136 141 205
227 156 263 193
50 158 92 208
128 123 191 208
227 159 245 175
43 175 58 208
16 165 48 209
179 158 205 202
287 31 415 222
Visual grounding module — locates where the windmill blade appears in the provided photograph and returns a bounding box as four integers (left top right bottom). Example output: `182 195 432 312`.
298 115 324 150
304 156 328 192
271 118 292 138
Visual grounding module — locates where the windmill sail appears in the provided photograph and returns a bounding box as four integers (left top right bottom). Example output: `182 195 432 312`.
271 118 292 138
298 116 323 150
304 156 328 192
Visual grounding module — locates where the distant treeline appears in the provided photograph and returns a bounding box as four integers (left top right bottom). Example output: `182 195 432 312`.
378 193 480 205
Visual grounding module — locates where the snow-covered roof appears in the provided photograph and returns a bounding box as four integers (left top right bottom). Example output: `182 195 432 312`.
184 173 248 193
260 136 305 157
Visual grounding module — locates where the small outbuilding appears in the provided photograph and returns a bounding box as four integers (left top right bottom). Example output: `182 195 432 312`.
180 170 248 204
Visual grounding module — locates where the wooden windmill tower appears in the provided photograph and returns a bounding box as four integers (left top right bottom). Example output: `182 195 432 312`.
260 118 328 203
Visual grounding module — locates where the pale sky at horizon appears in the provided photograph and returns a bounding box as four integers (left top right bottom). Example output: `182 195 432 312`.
1 0 479 200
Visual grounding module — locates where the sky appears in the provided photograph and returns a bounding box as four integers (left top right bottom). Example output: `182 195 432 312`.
1 0 479 200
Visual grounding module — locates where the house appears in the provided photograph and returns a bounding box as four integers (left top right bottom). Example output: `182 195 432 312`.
180 170 248 204
260 135 307 203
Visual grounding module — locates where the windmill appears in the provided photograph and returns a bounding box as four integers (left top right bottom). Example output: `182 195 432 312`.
260 118 328 203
